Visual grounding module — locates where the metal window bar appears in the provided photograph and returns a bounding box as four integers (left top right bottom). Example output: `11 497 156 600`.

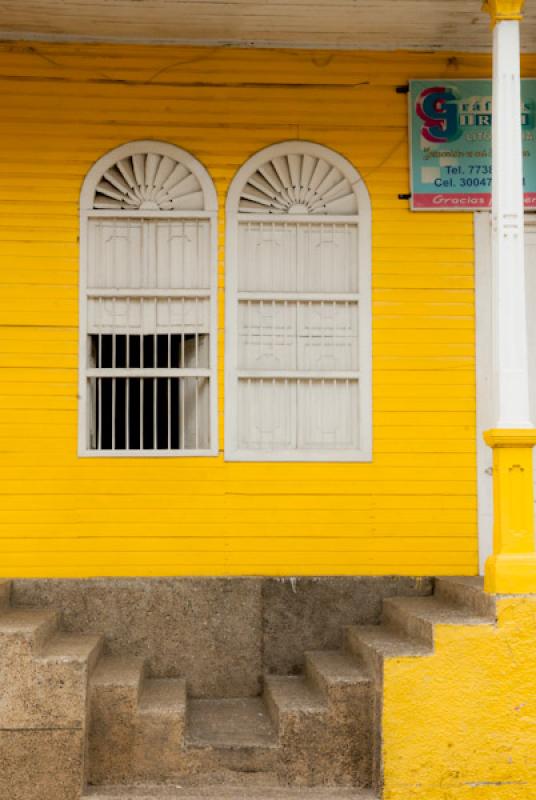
89 330 209 453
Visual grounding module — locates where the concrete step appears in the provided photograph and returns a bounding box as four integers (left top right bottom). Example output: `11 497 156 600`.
188 697 277 748
304 650 370 702
343 623 431 793
0 607 60 651
139 678 186 717
89 656 187 785
264 675 326 725
0 606 103 729
85 786 377 799
303 651 373 787
91 655 146 698
38 631 104 671
264 672 371 787
187 697 278 779
135 678 187 782
382 595 495 647
344 624 431 683
434 576 496 619
89 655 146 783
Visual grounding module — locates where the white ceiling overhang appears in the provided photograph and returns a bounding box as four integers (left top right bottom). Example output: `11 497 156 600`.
0 0 534 52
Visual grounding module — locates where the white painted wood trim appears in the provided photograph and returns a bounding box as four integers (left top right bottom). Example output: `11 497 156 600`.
490 20 533 429
237 292 360 302
86 368 212 378
237 214 361 224
224 140 372 462
87 289 212 298
80 140 218 212
78 140 219 457
474 211 493 574
86 210 215 219
236 370 360 380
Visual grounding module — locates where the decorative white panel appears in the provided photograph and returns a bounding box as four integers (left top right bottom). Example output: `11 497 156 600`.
88 220 144 289
238 300 358 372
298 301 357 340
88 219 210 290
238 379 297 450
154 220 210 289
238 223 298 292
238 222 358 293
239 302 296 370
297 224 358 293
93 151 205 211
156 297 210 332
239 153 358 215
297 380 359 450
88 297 210 334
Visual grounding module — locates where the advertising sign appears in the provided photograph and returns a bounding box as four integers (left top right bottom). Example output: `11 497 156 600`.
410 79 536 210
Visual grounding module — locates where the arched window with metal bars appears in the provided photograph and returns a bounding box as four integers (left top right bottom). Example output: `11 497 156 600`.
79 140 218 456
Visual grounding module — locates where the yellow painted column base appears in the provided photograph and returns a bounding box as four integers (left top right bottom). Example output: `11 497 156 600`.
484 553 536 593
484 428 536 594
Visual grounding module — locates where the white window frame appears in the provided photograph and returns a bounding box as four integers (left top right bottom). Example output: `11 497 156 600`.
224 140 372 462
78 139 219 457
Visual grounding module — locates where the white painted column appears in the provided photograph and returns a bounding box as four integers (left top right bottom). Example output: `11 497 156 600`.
491 18 533 429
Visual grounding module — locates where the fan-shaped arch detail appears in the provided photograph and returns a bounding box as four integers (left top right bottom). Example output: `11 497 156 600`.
92 151 205 211
239 153 358 215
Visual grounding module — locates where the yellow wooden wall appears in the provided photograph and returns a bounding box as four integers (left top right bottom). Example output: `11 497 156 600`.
1 41 525 578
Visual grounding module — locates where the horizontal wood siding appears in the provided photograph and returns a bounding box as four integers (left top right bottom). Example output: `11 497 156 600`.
1 42 527 577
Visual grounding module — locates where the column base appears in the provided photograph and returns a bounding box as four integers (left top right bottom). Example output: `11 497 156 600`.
484 428 536 594
485 553 536 594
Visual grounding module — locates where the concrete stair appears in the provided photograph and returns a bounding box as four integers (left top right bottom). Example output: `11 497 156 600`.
434 575 496 618
84 787 377 799
345 576 495 682
187 697 279 782
89 656 186 784
264 650 373 787
0 574 498 799
342 575 497 790
0 579 103 730
0 578 105 800
88 646 373 789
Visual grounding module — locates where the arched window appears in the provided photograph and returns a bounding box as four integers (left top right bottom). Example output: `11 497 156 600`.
225 141 371 461
79 140 218 455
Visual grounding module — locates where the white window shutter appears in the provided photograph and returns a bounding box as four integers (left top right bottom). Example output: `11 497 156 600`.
225 142 372 462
